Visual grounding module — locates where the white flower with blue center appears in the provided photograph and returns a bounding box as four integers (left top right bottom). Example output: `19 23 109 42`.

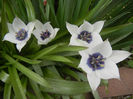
3 17 35 52
33 20 59 45
79 40 131 90
66 20 104 47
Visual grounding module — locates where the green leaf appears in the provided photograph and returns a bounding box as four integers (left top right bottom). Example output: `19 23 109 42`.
21 77 28 93
102 23 133 45
128 16 133 23
41 55 73 63
3 53 50 88
64 0 76 22
60 67 80 81
30 43 63 59
50 45 87 54
30 80 44 99
4 83 11 99
24 0 35 21
27 92 38 99
43 66 62 79
8 66 26 99
79 0 91 17
104 12 130 27
62 96 70 99
57 0 65 27
47 0 59 26
113 40 133 49
86 0 112 22
92 91 101 99
72 0 82 22
128 60 133 68
41 78 91 95
13 55 41 64
72 94 86 99
38 60 56 67
0 71 9 83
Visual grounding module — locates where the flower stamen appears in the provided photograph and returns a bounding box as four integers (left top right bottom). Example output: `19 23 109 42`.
78 31 92 43
87 53 105 71
16 29 28 41
40 30 51 40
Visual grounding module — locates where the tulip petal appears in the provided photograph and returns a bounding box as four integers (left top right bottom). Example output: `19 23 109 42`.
43 22 54 33
96 59 120 79
109 50 131 63
87 73 101 91
78 51 92 74
89 33 103 47
3 33 20 44
7 23 15 33
50 28 59 39
13 17 26 31
79 20 93 33
16 42 26 52
66 22 79 35
27 21 35 33
33 29 42 41
93 21 104 34
90 40 112 58
35 20 44 30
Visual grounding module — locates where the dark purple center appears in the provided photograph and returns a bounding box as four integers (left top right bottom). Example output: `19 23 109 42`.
16 29 28 41
78 31 92 43
87 53 105 71
40 30 51 40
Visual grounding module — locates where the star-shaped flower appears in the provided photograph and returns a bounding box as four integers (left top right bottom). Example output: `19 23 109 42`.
66 20 104 47
79 40 131 90
3 17 35 52
33 20 59 45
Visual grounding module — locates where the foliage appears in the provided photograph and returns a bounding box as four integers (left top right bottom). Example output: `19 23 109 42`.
0 0 133 98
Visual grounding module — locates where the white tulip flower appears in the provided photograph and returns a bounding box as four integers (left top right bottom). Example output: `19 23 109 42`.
79 40 131 90
66 20 104 47
33 20 59 45
3 17 35 52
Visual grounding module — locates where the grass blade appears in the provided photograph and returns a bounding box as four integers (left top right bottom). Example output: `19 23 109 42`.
8 66 26 99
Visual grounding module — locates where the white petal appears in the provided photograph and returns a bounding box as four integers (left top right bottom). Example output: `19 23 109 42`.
34 20 44 30
7 23 15 33
3 33 20 44
43 22 54 34
66 22 79 35
79 20 93 33
79 48 90 55
69 34 83 46
96 59 120 79
22 21 35 42
13 17 26 31
38 39 50 45
109 50 131 63
93 21 104 34
88 33 103 48
89 40 112 58
69 34 89 47
33 29 51 45
87 73 101 90
50 28 59 39
78 52 92 74
16 42 26 52
33 29 42 41
27 21 35 33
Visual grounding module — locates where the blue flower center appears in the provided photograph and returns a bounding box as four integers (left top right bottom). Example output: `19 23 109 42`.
16 29 28 41
78 31 92 43
87 53 105 71
40 30 51 40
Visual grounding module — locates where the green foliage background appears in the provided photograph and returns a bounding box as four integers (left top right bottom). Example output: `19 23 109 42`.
0 0 133 98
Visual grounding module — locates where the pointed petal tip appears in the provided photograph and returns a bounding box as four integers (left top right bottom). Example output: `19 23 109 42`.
54 28 59 33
